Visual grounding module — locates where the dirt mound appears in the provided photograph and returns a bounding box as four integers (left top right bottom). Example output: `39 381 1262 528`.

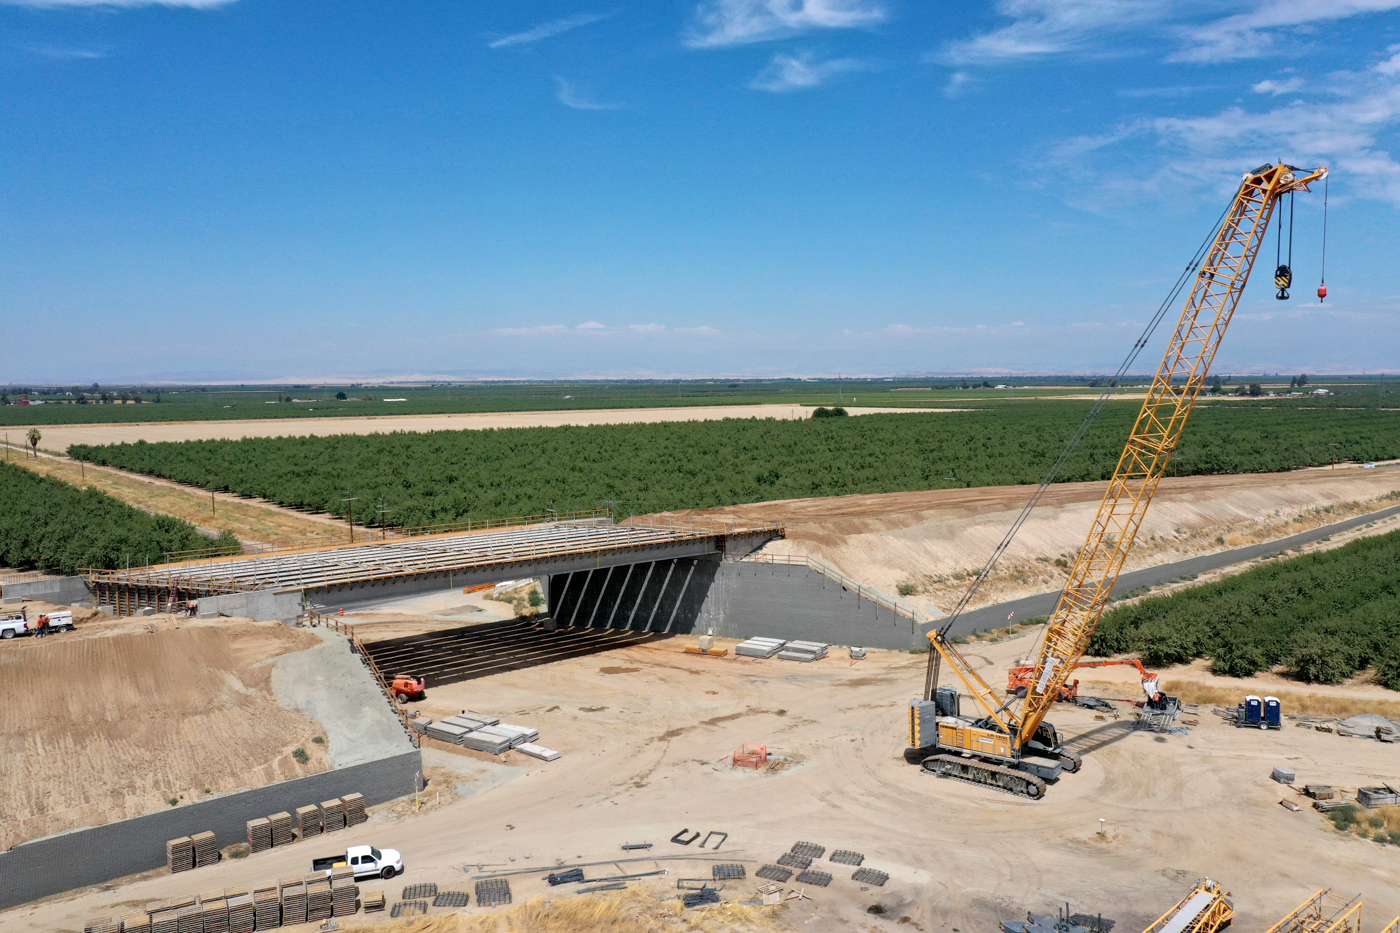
0 618 330 849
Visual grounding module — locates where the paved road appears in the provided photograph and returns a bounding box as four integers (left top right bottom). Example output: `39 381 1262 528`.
925 500 1400 638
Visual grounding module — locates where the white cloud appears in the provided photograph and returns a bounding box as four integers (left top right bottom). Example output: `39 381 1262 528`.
2 0 233 6
1172 0 1400 64
1253 76 1304 95
943 70 972 98
748 50 868 92
1376 44 1400 75
554 77 623 111
25 44 104 58
576 320 606 330
489 12 612 49
933 1 1400 68
685 0 885 49
490 321 725 339
1048 48 1400 207
627 323 666 333
932 0 1169 66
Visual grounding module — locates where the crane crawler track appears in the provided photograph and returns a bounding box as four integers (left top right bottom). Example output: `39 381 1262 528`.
921 754 1047 799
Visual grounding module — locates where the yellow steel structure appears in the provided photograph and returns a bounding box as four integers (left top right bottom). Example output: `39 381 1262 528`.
916 162 1327 793
1380 916 1400 933
1141 878 1234 933
1264 890 1363 933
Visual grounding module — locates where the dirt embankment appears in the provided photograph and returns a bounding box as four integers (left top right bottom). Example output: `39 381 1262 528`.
0 616 330 849
656 465 1400 616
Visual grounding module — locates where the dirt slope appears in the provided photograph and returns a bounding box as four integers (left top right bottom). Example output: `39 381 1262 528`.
657 463 1400 615
0 617 330 849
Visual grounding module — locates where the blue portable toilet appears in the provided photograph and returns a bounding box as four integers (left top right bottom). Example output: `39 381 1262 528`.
1242 695 1263 726
1264 696 1281 729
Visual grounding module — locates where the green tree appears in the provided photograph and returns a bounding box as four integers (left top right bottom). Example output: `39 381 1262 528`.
1248 382 1263 397
1297 374 1309 387
335 391 348 401
26 428 40 457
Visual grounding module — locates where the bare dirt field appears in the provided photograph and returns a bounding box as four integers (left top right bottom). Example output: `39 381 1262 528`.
11 630 1399 933
654 463 1400 616
0 612 331 849
19 405 942 454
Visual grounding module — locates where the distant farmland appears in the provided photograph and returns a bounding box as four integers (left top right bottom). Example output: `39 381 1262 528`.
68 405 1400 527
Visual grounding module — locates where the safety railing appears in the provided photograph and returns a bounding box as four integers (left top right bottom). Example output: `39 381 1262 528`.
623 514 786 538
736 552 926 624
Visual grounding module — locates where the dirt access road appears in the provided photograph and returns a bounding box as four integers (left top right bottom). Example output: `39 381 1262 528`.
18 405 942 455
13 632 1399 933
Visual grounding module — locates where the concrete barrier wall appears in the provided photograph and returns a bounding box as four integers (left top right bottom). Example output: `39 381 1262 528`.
0 748 423 911
551 557 921 650
196 590 304 623
1 575 90 605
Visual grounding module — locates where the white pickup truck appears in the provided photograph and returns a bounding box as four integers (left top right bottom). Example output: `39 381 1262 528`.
0 610 74 639
311 844 404 881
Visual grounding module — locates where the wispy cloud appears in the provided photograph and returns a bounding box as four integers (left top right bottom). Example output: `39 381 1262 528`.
748 50 868 92
1116 85 1220 99
554 76 624 110
685 0 885 49
490 321 725 338
943 70 972 98
1047 48 1400 208
2 0 234 7
24 43 104 58
1171 0 1400 64
932 0 1169 67
488 12 613 50
1252 76 1304 95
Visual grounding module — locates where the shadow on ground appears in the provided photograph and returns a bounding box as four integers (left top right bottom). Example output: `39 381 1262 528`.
362 617 666 687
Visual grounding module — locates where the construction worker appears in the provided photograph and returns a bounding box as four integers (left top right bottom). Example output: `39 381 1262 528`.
185 601 197 617
35 614 49 638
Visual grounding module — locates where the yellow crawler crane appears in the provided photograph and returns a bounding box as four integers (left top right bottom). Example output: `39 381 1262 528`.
907 162 1328 798
1141 878 1234 933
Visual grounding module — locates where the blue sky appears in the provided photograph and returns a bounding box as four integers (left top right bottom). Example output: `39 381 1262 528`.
2 0 1397 383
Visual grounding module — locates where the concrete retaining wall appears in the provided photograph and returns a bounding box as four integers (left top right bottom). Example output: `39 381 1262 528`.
0 748 422 911
550 556 922 650
196 590 303 623
1 575 90 606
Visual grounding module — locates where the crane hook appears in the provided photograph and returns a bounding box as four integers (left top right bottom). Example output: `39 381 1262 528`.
1274 264 1292 300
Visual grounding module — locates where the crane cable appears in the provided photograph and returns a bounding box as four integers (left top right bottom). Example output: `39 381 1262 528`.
1275 191 1294 299
1319 174 1329 301
934 195 1235 641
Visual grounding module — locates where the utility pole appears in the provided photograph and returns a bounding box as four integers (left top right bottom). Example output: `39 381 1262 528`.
341 491 359 544
210 480 216 517
1329 443 1339 470
377 496 392 541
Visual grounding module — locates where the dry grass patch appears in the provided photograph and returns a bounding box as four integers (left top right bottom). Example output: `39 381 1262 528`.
1159 680 1400 719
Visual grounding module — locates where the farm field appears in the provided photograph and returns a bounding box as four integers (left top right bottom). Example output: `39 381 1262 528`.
1090 526 1400 688
68 405 1400 527
16 403 935 454
0 461 238 574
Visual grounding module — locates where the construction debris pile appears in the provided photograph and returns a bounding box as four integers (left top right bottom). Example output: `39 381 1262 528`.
246 793 366 855
410 710 560 761
1290 712 1400 742
85 866 359 933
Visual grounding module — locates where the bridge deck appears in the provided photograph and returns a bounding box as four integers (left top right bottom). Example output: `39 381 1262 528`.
90 518 779 598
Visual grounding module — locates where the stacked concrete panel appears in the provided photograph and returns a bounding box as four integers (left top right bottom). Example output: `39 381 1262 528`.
735 637 785 658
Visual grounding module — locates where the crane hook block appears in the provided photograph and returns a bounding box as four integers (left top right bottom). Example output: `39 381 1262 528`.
1317 284 1327 302
1274 264 1292 300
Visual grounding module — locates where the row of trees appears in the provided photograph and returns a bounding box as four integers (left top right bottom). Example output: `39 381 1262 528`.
0 463 237 575
1089 529 1400 689
66 405 1400 529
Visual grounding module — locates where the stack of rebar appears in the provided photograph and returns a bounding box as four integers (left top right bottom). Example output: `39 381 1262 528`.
735 636 786 658
320 799 346 832
474 879 512 908
192 831 219 867
341 792 367 825
252 884 279 931
166 837 195 873
306 880 333 922
246 818 272 853
225 890 253 933
118 911 151 933
268 812 295 847
296 804 322 838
